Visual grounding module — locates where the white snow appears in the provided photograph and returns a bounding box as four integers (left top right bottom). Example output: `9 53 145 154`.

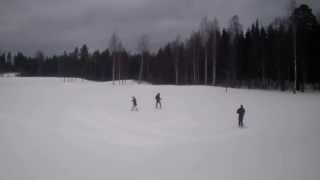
0 77 320 180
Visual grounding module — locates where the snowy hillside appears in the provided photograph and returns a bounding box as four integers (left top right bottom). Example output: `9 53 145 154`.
0 77 320 180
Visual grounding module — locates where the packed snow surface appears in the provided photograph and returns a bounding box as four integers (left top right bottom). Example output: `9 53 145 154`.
1 77 320 180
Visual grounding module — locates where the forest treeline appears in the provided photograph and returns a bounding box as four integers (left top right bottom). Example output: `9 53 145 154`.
1 3 320 91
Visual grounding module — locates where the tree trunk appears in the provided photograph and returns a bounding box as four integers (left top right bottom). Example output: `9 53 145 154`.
293 24 297 93
212 33 217 86
118 54 121 84
139 53 144 83
197 53 200 84
175 59 179 85
112 54 116 85
193 47 199 84
204 47 208 85
212 56 216 85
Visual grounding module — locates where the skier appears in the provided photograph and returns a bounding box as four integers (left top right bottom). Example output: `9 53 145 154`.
155 93 162 109
131 96 138 111
236 105 246 128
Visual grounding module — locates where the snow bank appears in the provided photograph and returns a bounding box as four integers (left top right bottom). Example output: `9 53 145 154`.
0 72 20 77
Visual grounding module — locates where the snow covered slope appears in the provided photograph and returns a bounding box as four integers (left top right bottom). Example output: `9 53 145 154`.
0 77 320 180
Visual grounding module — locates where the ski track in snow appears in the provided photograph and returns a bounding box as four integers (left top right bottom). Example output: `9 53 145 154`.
0 77 320 180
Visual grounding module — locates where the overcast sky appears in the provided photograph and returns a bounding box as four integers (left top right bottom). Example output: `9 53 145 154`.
0 0 319 56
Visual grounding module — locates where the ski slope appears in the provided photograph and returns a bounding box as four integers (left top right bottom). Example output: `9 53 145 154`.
0 77 320 180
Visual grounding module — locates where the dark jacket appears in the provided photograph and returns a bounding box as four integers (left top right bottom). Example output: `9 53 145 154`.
132 98 137 106
237 107 245 118
155 94 161 102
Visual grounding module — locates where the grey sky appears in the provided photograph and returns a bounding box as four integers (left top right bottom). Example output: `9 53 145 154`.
0 0 319 56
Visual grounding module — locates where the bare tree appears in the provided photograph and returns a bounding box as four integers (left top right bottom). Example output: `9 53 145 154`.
109 32 122 85
288 0 297 93
210 18 219 85
228 15 243 87
200 17 210 85
117 41 124 84
137 34 150 84
189 31 200 84
35 50 45 76
228 15 243 41
172 35 182 85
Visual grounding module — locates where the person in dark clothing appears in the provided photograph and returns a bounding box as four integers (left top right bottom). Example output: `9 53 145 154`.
131 96 138 111
236 105 246 128
155 93 162 109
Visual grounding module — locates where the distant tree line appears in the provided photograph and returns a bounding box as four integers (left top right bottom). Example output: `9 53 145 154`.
1 3 320 91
